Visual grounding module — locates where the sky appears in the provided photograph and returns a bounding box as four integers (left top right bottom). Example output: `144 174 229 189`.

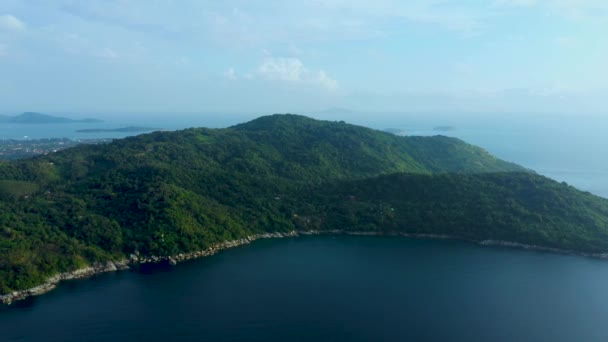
0 0 607 116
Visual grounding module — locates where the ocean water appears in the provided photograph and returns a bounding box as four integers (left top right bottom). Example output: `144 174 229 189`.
2 236 608 342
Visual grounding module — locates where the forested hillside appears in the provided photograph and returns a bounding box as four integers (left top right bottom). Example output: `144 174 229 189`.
1 114 605 295
295 173 608 253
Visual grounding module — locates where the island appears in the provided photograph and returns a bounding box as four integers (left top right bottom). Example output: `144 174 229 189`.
76 126 160 133
0 112 103 124
1 114 608 304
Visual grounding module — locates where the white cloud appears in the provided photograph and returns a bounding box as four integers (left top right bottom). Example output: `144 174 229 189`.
0 14 25 31
16 1 608 53
224 67 237 80
176 57 190 66
494 0 538 6
257 57 306 82
33 0 607 55
554 35 576 47
494 0 608 20
52 1 485 48
256 57 339 91
315 70 339 91
96 48 118 59
2 0 606 114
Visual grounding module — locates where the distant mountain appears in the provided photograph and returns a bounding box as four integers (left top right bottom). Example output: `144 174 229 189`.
3 112 103 124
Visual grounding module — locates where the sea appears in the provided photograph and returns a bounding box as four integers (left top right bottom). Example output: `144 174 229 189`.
0 112 607 341
2 236 608 341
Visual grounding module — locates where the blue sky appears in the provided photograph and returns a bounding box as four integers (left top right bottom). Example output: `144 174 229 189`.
0 0 607 115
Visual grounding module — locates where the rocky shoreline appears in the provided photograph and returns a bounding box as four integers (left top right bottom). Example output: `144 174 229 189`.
0 231 297 305
302 230 608 259
132 231 298 266
3 230 608 305
478 240 608 259
0 260 130 305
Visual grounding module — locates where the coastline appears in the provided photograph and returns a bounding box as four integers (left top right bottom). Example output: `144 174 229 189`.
477 240 608 259
0 231 297 305
0 261 130 305
2 230 608 305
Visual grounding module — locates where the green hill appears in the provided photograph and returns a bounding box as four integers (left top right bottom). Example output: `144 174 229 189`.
0 114 605 295
295 172 608 253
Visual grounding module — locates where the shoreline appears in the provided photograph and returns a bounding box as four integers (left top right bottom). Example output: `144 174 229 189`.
2 230 608 305
0 232 297 305
0 261 131 305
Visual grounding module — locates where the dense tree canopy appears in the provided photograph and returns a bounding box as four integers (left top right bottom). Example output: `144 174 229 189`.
0 114 605 294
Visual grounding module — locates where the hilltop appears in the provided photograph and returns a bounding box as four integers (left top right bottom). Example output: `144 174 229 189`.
0 114 606 298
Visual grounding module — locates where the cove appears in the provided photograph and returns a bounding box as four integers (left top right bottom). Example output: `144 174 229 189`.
2 236 608 342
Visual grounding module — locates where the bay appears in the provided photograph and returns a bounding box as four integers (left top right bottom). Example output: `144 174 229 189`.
2 236 608 342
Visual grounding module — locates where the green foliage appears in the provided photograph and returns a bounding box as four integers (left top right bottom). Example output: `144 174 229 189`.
0 114 603 295
0 180 39 198
295 173 608 253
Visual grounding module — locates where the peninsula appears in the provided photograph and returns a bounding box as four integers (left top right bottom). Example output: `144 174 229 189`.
1 114 607 303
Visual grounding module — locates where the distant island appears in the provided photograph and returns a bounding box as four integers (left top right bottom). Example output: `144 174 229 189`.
76 126 160 133
433 126 455 132
0 112 102 124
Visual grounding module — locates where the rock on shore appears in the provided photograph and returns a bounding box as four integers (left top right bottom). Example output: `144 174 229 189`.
0 231 298 305
0 260 129 305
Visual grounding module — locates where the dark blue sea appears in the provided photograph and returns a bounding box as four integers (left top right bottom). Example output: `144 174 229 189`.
2 236 608 342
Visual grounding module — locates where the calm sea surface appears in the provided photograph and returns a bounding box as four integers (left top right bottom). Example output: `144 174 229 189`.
2 236 608 342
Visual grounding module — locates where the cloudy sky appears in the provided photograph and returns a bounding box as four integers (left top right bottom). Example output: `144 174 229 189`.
0 0 607 115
